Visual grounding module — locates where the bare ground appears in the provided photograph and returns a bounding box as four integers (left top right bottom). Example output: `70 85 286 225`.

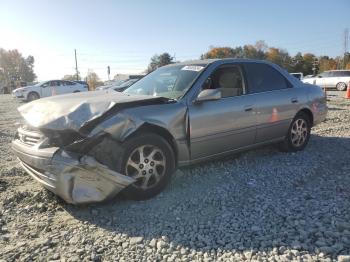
0 93 349 261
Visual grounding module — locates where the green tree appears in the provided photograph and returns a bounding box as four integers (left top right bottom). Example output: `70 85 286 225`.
147 53 174 72
301 53 317 75
201 47 236 59
265 47 292 71
0 48 36 86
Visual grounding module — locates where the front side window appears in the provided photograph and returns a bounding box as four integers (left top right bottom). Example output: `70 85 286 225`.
40 81 50 88
319 72 330 78
124 64 205 100
202 65 245 98
244 63 289 94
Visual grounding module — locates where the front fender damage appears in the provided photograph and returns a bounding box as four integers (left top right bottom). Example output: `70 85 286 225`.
17 95 187 204
49 150 135 204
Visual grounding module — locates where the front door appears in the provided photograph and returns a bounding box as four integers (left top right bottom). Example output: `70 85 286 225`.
40 81 52 97
188 64 257 160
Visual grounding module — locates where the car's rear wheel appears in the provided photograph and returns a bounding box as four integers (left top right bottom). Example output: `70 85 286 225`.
119 133 175 200
280 112 311 152
336 82 347 91
27 92 40 101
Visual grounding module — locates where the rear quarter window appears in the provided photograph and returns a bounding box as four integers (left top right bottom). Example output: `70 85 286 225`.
244 63 290 94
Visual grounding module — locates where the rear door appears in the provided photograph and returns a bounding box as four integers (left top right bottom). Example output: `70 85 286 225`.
324 71 337 88
243 62 303 143
62 81 78 93
188 64 257 160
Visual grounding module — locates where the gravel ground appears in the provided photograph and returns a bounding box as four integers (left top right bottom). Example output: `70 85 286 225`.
0 92 349 262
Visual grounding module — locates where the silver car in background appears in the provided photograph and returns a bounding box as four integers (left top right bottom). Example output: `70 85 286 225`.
12 59 327 204
302 70 350 91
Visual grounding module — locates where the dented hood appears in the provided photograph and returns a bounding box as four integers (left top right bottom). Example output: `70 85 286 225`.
18 90 169 132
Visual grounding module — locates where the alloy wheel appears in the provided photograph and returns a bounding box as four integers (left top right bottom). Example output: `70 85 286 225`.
290 118 308 147
125 145 166 190
336 82 347 91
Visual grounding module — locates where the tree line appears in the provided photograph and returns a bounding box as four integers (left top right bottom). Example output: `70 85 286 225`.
1 40 350 91
148 41 350 76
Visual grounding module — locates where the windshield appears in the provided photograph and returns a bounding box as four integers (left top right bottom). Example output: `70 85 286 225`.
119 79 136 88
34 81 46 86
123 64 205 99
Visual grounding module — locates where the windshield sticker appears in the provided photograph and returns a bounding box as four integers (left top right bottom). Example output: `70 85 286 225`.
181 65 204 72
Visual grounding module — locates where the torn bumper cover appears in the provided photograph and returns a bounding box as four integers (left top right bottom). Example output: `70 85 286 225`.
12 140 135 204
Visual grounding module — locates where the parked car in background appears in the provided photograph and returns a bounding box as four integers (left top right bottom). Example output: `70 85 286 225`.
12 59 327 204
290 72 303 80
113 78 139 92
12 80 88 101
96 80 126 91
302 70 350 91
73 80 89 89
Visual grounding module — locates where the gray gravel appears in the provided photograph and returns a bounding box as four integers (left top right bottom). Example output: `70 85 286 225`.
0 92 349 261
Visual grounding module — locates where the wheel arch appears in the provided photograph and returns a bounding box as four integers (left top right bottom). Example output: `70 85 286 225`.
296 108 314 127
27 91 40 100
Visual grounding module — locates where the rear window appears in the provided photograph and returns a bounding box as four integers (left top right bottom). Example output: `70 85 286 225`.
244 63 290 94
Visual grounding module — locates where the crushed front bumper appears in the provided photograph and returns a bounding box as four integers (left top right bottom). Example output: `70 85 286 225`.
12 139 135 204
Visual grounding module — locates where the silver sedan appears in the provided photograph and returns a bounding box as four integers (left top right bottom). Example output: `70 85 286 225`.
12 59 327 204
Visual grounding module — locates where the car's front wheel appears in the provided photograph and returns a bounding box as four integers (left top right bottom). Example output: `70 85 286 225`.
336 82 347 91
119 133 175 200
27 92 40 101
280 112 311 152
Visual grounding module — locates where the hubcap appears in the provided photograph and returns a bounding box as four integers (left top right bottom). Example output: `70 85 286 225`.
291 118 308 147
125 145 166 190
337 82 346 91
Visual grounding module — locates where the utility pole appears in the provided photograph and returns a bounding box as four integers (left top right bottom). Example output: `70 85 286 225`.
343 28 349 69
74 49 79 80
312 58 319 76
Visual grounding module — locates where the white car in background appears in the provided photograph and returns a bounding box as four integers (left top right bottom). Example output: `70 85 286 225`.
12 80 88 101
302 70 350 91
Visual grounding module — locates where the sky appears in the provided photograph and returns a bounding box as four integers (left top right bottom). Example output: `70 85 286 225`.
0 0 349 81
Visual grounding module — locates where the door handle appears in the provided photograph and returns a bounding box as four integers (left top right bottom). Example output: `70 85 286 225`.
291 98 298 103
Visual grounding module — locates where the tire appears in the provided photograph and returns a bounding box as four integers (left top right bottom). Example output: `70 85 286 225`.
118 133 175 200
336 82 347 91
27 92 40 102
73 90 80 93
279 112 311 152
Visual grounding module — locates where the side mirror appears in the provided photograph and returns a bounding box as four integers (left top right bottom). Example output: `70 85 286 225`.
195 89 221 103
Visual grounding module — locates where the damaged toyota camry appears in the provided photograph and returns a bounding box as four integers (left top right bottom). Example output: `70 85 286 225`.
12 59 327 204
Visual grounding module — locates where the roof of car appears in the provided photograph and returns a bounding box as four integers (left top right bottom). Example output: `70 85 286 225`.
165 58 279 67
